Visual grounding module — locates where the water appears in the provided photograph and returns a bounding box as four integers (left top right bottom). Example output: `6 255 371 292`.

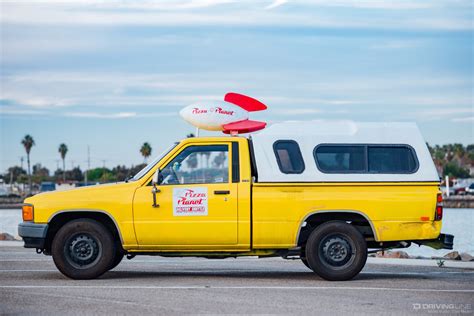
404 208 473 258
1 208 472 257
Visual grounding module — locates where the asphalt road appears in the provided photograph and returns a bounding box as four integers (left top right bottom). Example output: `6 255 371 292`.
1 244 473 315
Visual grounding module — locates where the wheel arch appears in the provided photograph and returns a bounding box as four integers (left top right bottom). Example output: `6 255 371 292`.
45 209 123 252
296 210 378 247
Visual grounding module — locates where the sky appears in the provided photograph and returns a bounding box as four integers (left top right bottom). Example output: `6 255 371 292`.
0 0 473 173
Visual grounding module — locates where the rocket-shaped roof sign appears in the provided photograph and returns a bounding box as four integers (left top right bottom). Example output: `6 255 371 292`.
179 92 267 134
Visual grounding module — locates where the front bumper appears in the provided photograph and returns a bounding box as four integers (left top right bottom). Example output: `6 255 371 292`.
414 233 454 250
18 222 48 249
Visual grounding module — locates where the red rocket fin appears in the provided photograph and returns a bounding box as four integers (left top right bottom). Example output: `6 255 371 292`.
222 119 266 134
224 92 267 112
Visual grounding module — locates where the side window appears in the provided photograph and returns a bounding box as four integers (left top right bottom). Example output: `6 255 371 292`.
368 146 418 173
314 145 365 173
160 145 229 185
273 140 305 174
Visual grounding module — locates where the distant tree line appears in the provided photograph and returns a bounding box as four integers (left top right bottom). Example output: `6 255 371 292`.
427 143 474 178
0 135 154 189
2 164 147 185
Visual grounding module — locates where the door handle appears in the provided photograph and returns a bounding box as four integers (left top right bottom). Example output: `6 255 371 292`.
151 186 161 208
214 190 230 195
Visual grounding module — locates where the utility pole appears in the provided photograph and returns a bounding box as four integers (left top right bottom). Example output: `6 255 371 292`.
20 156 24 170
101 159 107 183
85 146 90 185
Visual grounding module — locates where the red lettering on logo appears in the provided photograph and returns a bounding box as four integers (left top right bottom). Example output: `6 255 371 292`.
213 107 234 115
192 108 208 114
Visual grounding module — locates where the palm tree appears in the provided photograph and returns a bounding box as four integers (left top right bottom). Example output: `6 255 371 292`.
21 135 35 192
213 152 226 169
58 143 68 182
186 152 198 169
140 142 152 163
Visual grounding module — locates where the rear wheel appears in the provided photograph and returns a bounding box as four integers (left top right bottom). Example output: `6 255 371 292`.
52 219 115 279
305 221 367 281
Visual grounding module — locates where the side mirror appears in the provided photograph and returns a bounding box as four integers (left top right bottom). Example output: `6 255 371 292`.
152 169 160 186
151 169 161 208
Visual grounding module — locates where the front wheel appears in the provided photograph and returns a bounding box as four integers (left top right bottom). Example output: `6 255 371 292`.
301 257 312 270
109 251 124 270
52 219 116 280
305 221 367 281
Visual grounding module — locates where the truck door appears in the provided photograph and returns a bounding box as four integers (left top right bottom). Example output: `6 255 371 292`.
133 141 239 249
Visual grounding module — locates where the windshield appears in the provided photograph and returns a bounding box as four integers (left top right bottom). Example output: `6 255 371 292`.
130 142 179 181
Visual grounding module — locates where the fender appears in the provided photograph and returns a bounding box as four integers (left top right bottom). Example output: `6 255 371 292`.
295 209 379 245
47 209 125 244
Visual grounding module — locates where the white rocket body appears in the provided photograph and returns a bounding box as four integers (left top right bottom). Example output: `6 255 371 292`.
179 101 248 131
179 92 268 134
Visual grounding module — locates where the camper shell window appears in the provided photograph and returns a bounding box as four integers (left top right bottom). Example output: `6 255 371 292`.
314 144 418 174
368 146 418 173
314 145 365 173
273 140 305 174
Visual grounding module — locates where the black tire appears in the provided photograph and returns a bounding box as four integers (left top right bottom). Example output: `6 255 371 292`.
305 221 367 281
301 257 312 270
51 219 116 280
109 251 124 270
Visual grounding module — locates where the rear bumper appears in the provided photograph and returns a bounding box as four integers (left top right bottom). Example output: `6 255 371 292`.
18 222 48 249
414 233 454 250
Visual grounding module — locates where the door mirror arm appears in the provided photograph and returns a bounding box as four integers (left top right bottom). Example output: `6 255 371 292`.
151 170 161 208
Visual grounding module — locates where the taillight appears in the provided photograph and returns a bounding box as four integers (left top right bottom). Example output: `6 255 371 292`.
435 193 443 221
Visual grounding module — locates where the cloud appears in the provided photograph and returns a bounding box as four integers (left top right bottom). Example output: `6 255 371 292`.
415 107 474 121
273 108 323 115
0 108 48 116
369 40 421 50
64 111 137 119
419 108 473 116
265 0 288 10
1 71 472 124
451 116 474 123
1 1 472 31
63 111 176 119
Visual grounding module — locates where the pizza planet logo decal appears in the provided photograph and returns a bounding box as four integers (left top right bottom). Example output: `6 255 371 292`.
173 188 208 216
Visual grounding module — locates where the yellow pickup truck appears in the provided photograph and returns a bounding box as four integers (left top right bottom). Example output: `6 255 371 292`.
19 122 453 281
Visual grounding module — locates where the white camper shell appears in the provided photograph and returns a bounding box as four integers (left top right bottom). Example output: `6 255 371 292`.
251 121 439 183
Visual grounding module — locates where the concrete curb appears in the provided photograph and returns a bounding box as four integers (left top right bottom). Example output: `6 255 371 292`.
0 241 24 247
367 257 474 269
